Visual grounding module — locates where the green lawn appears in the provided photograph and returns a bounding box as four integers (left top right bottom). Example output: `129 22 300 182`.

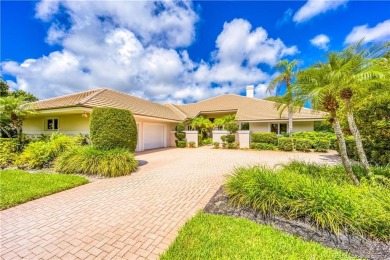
0 170 89 210
161 213 355 260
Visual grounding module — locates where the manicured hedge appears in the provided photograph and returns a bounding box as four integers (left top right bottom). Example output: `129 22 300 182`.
175 123 186 147
55 147 138 177
278 137 294 151
314 139 330 152
250 142 276 150
295 139 311 152
251 132 278 145
90 107 137 152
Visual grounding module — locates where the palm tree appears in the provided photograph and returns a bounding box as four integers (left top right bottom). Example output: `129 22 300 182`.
336 41 389 176
189 116 214 139
0 96 35 148
268 59 299 136
296 58 360 185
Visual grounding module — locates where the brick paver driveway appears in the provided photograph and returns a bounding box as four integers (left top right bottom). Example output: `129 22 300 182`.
1 147 340 259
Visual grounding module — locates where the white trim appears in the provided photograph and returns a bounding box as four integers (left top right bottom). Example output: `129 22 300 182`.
45 117 59 131
32 107 93 115
133 115 180 123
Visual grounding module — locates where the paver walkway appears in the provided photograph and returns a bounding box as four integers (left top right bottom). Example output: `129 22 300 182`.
1 147 340 259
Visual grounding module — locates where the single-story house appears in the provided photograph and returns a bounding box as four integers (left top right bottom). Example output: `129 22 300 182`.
23 86 326 151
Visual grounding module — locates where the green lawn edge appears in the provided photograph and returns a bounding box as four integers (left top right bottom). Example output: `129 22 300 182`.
161 212 357 260
0 170 89 210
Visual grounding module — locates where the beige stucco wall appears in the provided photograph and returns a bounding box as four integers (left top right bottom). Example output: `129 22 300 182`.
23 114 90 136
293 121 314 132
249 122 269 132
24 114 178 151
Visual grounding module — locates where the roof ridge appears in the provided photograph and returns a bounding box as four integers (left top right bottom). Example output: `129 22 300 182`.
101 88 168 107
164 103 188 119
177 93 243 107
28 88 104 105
78 88 107 105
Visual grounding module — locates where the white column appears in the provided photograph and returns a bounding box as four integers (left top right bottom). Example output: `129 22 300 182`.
170 131 176 147
212 130 230 143
238 130 251 149
184 131 199 147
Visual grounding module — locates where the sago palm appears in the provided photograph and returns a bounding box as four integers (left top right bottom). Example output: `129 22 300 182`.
296 61 360 185
335 41 389 176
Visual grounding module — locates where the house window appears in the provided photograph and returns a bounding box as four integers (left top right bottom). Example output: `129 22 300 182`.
280 124 287 134
46 118 59 130
271 123 287 135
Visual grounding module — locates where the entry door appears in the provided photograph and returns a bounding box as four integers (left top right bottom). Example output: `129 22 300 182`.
143 124 165 150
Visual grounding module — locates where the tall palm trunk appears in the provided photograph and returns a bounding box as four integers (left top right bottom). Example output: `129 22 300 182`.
288 104 293 137
332 114 360 185
346 106 372 176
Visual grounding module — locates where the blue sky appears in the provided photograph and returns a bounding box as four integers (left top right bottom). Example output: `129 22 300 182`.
1 0 390 103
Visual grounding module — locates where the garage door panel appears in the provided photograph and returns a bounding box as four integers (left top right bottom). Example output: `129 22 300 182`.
144 124 164 150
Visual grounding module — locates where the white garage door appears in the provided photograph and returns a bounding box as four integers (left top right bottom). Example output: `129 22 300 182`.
143 124 165 150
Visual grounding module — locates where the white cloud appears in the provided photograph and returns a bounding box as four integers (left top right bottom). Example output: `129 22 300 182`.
293 0 348 23
345 19 390 44
2 2 297 103
310 34 330 50
276 8 293 28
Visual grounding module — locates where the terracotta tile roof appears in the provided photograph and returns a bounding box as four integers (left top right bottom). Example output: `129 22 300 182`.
176 94 326 121
29 88 326 122
29 88 182 121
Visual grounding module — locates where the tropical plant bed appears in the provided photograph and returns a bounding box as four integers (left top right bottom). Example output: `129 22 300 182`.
204 187 389 259
161 212 353 260
0 170 89 210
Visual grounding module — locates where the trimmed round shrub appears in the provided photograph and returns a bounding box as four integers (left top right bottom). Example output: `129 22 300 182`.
200 138 213 146
213 142 220 149
175 132 186 140
55 146 138 177
278 137 294 151
314 139 330 152
188 141 196 148
227 142 239 149
250 142 276 150
177 140 187 148
296 139 311 152
221 135 227 142
251 132 278 146
90 107 137 152
176 123 186 132
225 134 235 143
224 122 239 133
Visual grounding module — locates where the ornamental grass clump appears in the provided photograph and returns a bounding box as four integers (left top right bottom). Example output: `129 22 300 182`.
55 147 138 177
225 161 390 240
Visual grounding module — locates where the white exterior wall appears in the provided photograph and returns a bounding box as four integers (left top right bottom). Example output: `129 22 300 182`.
212 130 230 143
249 122 269 132
293 121 314 132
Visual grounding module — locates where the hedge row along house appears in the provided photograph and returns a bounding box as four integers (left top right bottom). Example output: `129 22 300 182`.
23 86 326 151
